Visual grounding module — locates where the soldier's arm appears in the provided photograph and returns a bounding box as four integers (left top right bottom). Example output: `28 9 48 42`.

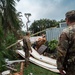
57 32 69 70
26 38 32 51
23 38 26 48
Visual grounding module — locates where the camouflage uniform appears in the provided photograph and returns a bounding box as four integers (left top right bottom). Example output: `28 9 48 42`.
23 36 32 67
57 25 75 75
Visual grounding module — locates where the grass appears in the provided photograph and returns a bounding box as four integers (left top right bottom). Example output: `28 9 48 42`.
23 62 60 75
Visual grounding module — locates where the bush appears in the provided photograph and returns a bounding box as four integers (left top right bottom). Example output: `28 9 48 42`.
0 32 18 72
48 39 58 52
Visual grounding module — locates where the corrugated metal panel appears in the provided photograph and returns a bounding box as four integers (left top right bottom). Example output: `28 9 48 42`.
46 27 65 41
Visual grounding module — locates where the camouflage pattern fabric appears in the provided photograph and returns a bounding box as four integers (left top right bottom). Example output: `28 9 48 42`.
57 24 75 75
23 36 32 67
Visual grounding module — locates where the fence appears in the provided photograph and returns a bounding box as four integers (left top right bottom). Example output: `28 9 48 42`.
46 27 65 41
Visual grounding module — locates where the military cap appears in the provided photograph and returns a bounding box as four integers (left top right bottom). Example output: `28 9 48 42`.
65 10 75 19
26 31 30 35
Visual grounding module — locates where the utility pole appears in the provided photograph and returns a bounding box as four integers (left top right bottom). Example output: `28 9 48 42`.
24 13 31 31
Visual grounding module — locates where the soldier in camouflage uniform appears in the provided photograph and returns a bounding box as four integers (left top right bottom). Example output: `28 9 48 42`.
23 32 32 67
57 10 75 75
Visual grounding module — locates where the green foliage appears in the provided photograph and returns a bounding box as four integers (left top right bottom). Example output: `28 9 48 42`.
0 40 6 71
0 51 7 71
0 32 18 72
29 19 59 33
0 27 4 41
4 32 19 59
48 39 58 51
5 33 17 47
0 0 23 72
0 0 23 39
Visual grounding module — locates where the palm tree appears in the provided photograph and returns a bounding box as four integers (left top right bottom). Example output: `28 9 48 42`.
0 0 21 37
0 0 23 71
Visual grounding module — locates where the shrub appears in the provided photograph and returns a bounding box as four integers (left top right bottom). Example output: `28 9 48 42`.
48 39 58 51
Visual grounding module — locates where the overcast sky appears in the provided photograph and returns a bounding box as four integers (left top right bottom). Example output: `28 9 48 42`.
16 0 75 31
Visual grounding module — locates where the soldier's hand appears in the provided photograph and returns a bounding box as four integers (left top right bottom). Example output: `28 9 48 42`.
29 50 32 53
31 50 32 53
59 69 65 75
